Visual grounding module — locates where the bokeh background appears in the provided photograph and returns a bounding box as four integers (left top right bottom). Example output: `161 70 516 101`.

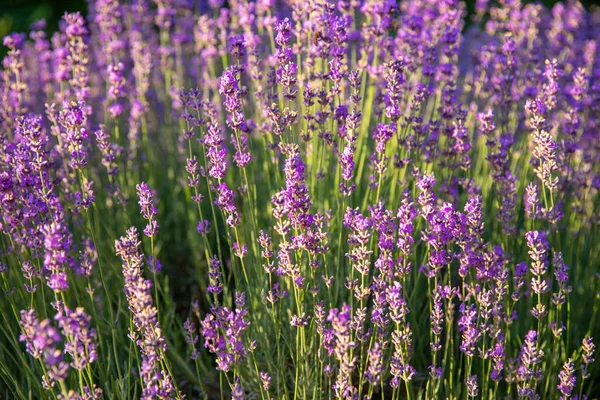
0 0 85 40
1 0 599 49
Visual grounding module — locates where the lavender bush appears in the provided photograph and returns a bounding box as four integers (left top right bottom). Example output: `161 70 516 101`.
1 0 599 398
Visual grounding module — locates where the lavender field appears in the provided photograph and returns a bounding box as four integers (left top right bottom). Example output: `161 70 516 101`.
1 0 599 398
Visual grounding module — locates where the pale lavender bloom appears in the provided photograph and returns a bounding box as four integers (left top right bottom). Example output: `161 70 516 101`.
183 318 199 360
259 372 270 392
95 126 119 177
516 330 544 397
136 182 159 238
1 33 27 129
552 252 572 307
21 261 38 293
62 12 90 102
464 195 484 237
458 303 479 357
557 358 576 399
200 291 250 373
366 341 384 385
77 236 97 277
19 309 69 389
265 282 287 306
581 336 595 366
327 304 356 398
215 182 240 227
231 377 245 399
465 374 478 398
344 207 373 276
58 100 89 171
526 231 550 297
489 342 505 382
106 62 126 117
417 171 437 218
41 222 72 292
524 183 540 219
387 282 409 324
54 305 98 371
115 227 178 399
207 255 222 294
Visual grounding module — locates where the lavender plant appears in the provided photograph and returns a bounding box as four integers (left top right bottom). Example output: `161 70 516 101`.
0 0 599 399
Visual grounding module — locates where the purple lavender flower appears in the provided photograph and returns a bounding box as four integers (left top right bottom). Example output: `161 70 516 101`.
516 330 544 397
231 133 252 168
203 123 229 180
366 342 383 385
200 291 250 373
265 282 287 306
489 342 505 382
58 100 89 170
275 144 313 230
106 62 126 118
94 125 119 177
214 182 240 227
231 377 245 399
458 303 479 357
396 194 417 258
62 12 89 102
206 255 223 294
327 303 356 398
526 230 550 320
557 358 576 399
370 123 395 180
41 222 72 292
338 110 361 196
196 219 210 236
76 237 97 277
344 207 373 277
136 182 159 238
582 336 595 366
54 305 98 371
552 252 572 307
465 374 478 398
417 171 437 218
183 318 199 360
387 282 409 324
115 227 179 399
19 309 69 389
274 18 297 101
259 372 271 393
1 33 27 130
525 183 540 219
219 68 247 132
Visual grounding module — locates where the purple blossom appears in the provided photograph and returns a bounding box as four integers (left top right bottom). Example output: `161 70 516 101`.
183 318 199 360
54 305 98 371
326 303 356 398
58 100 89 170
458 303 479 357
557 358 576 399
115 227 178 399
136 182 159 238
19 309 69 389
62 12 89 102
275 144 313 230
215 182 240 227
516 330 544 396
200 292 250 373
41 222 72 292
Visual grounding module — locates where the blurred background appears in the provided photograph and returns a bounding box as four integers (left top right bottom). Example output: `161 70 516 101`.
0 0 86 39
0 0 598 54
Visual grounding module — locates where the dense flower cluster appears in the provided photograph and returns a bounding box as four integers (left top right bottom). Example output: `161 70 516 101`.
0 0 599 399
